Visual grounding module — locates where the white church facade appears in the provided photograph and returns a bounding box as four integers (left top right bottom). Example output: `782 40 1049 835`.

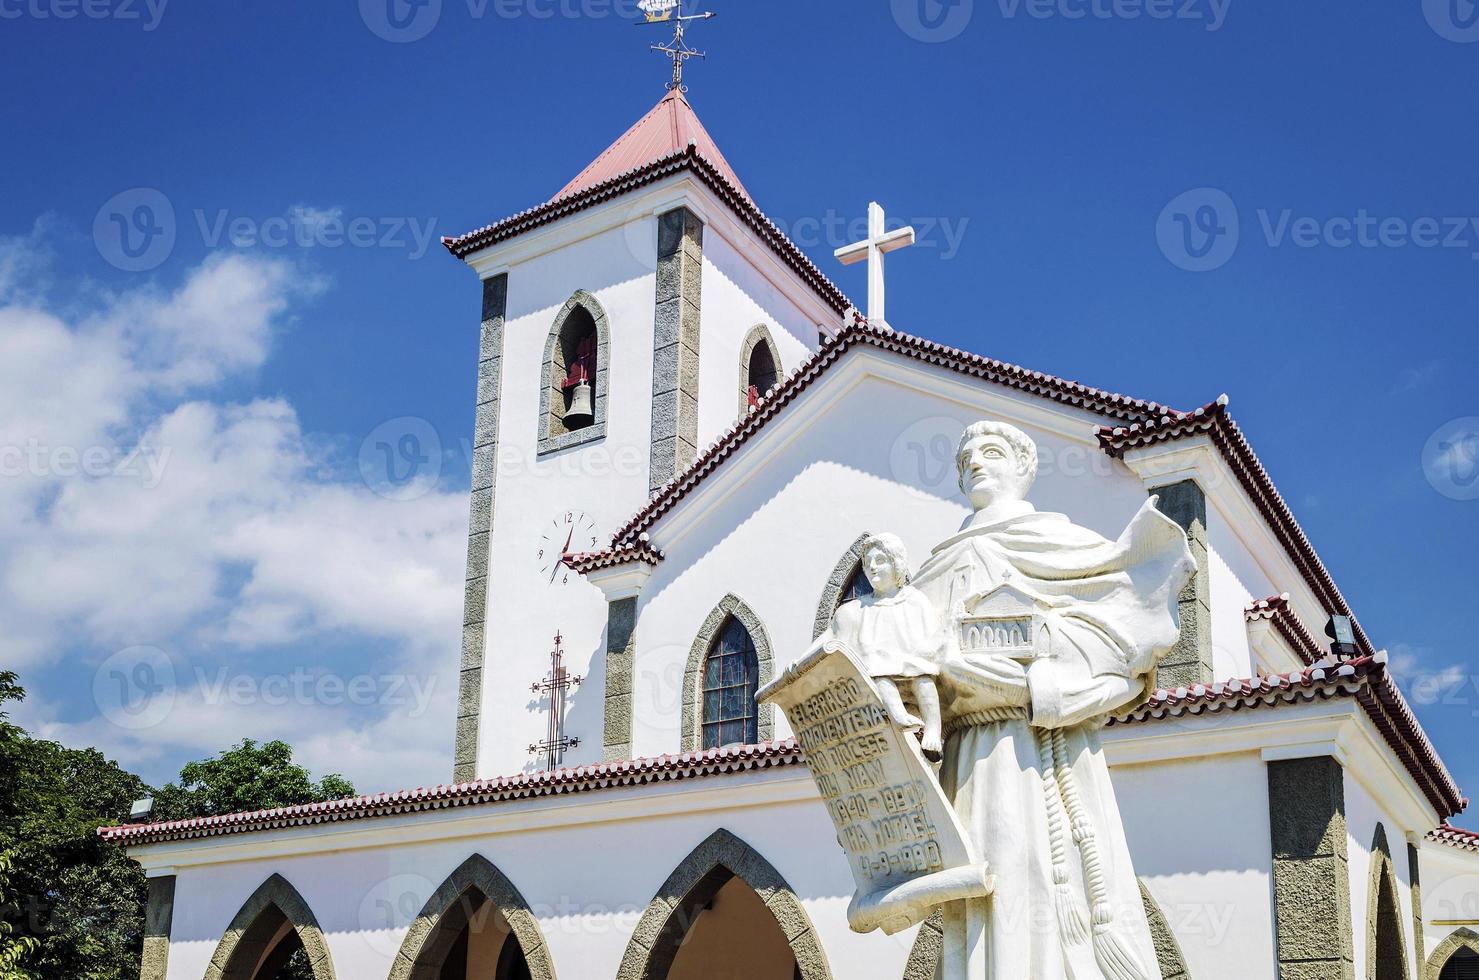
103 86 1479 980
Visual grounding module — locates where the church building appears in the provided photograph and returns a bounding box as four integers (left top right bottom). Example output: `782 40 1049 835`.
104 77 1479 980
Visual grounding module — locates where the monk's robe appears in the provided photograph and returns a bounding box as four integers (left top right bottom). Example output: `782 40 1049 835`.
911 497 1194 980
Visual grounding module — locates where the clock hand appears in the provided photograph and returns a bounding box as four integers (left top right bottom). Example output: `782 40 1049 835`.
562 526 575 560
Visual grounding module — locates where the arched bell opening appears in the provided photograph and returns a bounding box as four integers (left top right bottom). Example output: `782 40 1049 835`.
737 325 783 417
538 290 609 454
552 306 598 434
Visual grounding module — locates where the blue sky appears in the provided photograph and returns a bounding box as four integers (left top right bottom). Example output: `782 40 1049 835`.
1 0 1477 805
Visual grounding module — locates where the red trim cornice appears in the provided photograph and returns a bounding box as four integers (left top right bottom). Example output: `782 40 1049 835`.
607 322 1175 548
1099 398 1378 659
1246 594 1324 666
1112 653 1465 819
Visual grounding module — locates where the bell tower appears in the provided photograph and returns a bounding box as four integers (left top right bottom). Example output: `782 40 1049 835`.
442 87 848 782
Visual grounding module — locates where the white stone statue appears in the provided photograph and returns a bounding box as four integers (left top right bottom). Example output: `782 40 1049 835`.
909 420 1196 980
764 418 1193 980
827 532 945 760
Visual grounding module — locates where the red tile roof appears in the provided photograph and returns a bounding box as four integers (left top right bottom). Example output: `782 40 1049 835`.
603 321 1179 549
1429 823 1479 852
1098 397 1379 660
442 102 849 316
1245 594 1323 666
102 654 1465 848
565 539 663 574
554 89 750 203
1111 653 1465 819
99 740 805 847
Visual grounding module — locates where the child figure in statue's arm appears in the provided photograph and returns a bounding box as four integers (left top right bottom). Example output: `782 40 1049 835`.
831 532 945 760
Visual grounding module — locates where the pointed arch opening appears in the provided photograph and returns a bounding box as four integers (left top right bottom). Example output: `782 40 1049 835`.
387 855 555 980
1431 929 1479 980
539 290 609 454
1368 824 1412 980
615 828 832 980
681 595 774 752
738 325 782 416
812 533 873 640
203 874 336 980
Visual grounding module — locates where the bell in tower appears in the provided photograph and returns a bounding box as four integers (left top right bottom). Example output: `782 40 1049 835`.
562 334 596 428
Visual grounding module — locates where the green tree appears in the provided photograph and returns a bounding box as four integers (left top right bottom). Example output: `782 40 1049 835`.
0 850 38 980
152 740 353 980
151 739 353 822
0 672 149 980
0 674 355 980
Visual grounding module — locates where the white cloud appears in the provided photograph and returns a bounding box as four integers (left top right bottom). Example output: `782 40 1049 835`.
1 230 466 792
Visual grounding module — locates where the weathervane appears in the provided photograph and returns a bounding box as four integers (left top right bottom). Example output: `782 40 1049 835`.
637 0 716 93
529 630 582 770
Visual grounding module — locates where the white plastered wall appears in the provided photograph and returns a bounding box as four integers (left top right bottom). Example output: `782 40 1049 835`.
141 772 910 980
629 358 1152 756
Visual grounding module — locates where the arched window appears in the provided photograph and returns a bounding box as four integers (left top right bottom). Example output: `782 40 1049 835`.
539 291 609 454
812 533 872 640
1442 948 1479 980
738 325 782 416
839 562 875 606
701 617 759 749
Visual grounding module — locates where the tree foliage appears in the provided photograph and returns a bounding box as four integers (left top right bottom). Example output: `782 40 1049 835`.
0 674 354 980
151 739 354 823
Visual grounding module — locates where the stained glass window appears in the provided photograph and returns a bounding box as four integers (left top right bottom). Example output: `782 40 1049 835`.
701 617 759 749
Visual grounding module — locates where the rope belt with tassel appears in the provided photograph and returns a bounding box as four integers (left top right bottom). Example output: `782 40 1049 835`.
1035 726 1152 980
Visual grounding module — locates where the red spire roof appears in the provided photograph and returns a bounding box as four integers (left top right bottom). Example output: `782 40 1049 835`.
554 89 751 203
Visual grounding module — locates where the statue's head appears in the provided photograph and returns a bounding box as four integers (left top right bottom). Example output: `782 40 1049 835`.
956 420 1038 511
860 532 910 596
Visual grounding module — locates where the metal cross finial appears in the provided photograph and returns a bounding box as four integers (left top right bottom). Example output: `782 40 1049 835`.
638 1 716 93
834 202 916 331
529 630 582 770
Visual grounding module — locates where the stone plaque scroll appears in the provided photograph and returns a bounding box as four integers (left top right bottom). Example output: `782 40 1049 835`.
758 641 994 936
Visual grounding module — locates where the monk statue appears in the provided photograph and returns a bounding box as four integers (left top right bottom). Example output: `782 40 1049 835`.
910 420 1196 980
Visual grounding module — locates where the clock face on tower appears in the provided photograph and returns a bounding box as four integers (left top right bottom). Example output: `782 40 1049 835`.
537 510 600 586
